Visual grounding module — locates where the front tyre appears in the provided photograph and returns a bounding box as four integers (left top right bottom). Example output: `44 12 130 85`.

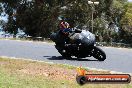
92 46 106 61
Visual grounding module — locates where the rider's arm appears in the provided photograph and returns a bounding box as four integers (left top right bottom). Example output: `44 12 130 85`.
65 22 70 28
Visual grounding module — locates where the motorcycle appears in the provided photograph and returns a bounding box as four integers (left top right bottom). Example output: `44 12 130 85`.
50 28 106 61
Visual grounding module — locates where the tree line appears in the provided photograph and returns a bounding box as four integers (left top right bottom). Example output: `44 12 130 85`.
0 0 132 44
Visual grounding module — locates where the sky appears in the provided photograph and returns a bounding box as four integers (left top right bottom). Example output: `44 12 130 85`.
128 0 132 2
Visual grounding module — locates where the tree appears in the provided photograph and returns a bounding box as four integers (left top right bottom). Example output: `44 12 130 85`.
0 0 131 45
0 0 21 36
119 2 132 44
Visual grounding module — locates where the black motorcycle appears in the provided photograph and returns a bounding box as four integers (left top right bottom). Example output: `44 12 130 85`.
50 28 106 61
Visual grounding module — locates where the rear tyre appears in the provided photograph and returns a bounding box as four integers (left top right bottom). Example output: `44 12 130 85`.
57 47 71 58
92 46 106 61
59 51 71 58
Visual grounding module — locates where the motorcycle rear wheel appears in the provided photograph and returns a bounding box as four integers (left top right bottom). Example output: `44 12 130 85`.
58 49 71 58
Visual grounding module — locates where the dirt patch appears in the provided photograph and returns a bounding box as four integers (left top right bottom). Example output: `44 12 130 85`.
1 57 131 84
18 63 77 80
17 62 111 81
0 61 8 65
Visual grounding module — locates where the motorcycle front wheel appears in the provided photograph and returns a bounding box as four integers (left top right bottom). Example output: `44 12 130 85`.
92 46 106 61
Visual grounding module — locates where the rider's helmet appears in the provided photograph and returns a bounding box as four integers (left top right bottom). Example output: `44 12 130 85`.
58 15 67 27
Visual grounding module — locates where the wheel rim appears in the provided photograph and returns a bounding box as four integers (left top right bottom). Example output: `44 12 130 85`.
94 49 106 61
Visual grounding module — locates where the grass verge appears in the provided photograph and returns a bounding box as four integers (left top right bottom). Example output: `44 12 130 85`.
1 38 132 49
0 57 131 88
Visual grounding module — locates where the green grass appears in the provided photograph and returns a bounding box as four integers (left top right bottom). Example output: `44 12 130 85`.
0 57 131 88
0 68 83 88
0 70 131 88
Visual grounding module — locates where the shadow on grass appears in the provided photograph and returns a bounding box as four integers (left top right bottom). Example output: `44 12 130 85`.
43 56 98 61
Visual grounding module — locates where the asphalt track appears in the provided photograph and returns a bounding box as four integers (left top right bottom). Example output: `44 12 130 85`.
0 39 132 73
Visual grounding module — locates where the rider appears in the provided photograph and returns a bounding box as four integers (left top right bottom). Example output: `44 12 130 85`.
58 16 71 36
58 16 73 46
57 16 72 53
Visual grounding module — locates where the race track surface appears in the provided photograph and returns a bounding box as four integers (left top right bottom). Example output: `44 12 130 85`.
0 40 132 73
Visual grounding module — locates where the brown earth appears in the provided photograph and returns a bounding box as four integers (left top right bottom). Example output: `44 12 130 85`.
0 58 111 81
